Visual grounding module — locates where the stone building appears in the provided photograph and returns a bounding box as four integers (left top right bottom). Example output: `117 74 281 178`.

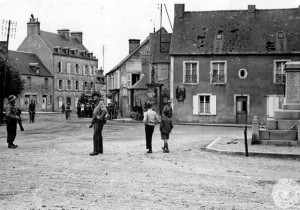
7 50 53 111
106 28 171 118
18 15 99 111
170 4 300 124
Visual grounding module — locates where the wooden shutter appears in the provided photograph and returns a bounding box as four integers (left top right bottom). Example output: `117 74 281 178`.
192 95 199 115
210 95 217 115
127 73 131 87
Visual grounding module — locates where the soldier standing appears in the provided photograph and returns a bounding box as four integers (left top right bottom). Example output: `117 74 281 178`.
5 95 21 149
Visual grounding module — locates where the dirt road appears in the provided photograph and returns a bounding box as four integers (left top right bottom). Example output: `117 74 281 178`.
0 114 299 209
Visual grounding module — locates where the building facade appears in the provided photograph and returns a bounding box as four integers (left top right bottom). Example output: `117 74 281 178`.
106 28 171 118
7 51 53 111
18 16 99 111
170 4 300 124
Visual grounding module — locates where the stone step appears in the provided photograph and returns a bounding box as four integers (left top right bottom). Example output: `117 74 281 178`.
252 140 300 146
259 130 298 140
266 119 298 130
274 110 300 120
283 104 300 110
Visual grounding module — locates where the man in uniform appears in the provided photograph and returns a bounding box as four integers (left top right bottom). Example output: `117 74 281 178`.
89 92 107 156
5 95 21 149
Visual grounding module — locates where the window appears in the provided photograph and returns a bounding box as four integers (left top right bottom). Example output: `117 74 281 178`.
274 60 290 84
27 77 31 89
67 97 71 106
58 62 63 73
83 65 87 75
183 61 199 84
84 81 87 91
58 80 63 90
238 69 248 79
67 80 71 90
44 78 48 89
216 34 223 40
193 94 216 115
278 32 284 38
127 73 140 87
75 64 79 74
211 61 226 84
67 63 71 74
58 96 63 108
75 81 79 91
89 66 92 75
90 82 94 91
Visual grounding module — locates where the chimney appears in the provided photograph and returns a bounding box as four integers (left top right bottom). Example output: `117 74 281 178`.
247 5 256 18
128 39 140 54
27 14 40 36
71 31 83 44
57 29 70 41
175 4 185 19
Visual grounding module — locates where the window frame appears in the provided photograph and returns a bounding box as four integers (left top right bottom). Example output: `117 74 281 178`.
273 59 290 84
193 94 217 116
210 60 227 85
183 61 199 85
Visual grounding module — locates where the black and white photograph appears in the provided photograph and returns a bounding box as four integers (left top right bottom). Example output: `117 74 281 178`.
0 0 300 209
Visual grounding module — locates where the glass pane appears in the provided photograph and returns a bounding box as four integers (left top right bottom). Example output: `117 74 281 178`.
186 63 190 71
192 63 197 71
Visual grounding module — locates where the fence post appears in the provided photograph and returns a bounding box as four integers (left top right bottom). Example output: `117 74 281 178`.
244 125 249 157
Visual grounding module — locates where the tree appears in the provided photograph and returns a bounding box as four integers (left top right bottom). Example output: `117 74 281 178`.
0 61 24 124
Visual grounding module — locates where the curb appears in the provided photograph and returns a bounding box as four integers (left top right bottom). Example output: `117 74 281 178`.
205 137 300 160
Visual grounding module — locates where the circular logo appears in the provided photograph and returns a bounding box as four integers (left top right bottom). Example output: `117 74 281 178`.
272 179 300 209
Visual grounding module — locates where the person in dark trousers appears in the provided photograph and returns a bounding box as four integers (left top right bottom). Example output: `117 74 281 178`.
163 100 173 118
89 93 107 156
61 103 65 114
160 110 173 153
143 103 160 153
65 104 71 120
5 95 21 149
28 100 36 123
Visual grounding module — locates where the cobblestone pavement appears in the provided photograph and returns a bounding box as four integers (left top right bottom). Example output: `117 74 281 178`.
0 113 299 210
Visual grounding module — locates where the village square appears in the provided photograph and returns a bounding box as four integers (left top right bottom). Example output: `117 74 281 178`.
1 1 300 209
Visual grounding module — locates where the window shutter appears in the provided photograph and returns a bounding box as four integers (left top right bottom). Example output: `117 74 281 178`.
57 80 59 90
210 95 217 115
127 73 131 87
192 95 199 115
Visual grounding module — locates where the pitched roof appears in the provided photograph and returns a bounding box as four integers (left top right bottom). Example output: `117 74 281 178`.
106 27 170 75
170 6 300 55
40 30 88 52
7 50 52 77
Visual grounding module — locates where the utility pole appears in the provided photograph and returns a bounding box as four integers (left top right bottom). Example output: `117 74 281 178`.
0 20 17 124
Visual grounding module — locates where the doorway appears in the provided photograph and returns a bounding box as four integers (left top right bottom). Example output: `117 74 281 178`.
42 96 47 109
236 96 248 124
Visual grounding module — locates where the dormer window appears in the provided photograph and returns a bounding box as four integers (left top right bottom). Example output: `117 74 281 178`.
278 31 284 38
29 63 40 74
62 47 69 54
54 46 61 53
70 49 76 56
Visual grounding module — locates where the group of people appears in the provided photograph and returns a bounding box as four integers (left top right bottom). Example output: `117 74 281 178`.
143 100 173 153
77 102 94 118
4 93 174 156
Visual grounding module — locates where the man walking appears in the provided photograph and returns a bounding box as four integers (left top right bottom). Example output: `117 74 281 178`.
89 92 107 156
5 95 21 149
28 100 36 123
143 103 160 153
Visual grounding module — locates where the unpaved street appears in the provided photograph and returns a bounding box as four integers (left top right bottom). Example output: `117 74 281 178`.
0 113 299 210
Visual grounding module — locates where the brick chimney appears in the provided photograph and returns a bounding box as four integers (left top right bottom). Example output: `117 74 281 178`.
247 5 256 18
27 14 40 36
174 4 185 19
71 31 83 44
58 29 70 41
129 39 140 54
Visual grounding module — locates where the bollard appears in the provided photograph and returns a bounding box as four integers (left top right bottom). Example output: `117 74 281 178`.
251 115 259 144
244 125 248 157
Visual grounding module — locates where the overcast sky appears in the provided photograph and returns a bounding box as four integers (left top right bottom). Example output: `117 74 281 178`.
0 0 299 73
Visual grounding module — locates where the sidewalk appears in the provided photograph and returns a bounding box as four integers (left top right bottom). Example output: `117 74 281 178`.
206 136 300 159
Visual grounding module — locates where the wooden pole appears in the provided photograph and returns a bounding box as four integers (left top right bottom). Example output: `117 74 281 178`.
244 125 249 157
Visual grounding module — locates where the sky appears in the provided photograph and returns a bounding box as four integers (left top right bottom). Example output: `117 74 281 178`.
0 0 299 73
